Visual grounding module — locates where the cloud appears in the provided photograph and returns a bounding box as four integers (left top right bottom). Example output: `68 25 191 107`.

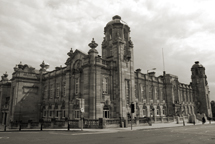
1 0 215 100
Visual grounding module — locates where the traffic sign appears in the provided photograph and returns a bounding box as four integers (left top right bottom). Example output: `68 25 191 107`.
80 108 84 113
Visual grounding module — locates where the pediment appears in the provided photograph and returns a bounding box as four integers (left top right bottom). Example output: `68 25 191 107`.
65 49 88 66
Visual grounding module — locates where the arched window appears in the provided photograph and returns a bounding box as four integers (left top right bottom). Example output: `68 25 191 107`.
75 110 80 118
174 86 177 102
103 105 110 118
75 78 79 95
187 90 190 102
160 88 163 101
157 106 160 116
44 86 47 98
125 80 130 104
154 87 157 100
149 86 153 100
184 90 186 102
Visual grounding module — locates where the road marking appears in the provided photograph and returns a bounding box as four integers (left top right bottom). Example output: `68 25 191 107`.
18 132 39 133
0 137 9 139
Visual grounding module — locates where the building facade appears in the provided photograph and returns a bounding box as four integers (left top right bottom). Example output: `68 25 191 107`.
0 15 212 125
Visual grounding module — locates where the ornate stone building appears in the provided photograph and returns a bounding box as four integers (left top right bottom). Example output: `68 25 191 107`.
0 15 212 125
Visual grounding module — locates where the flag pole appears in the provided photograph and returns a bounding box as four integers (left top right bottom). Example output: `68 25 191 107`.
162 48 165 72
162 48 168 116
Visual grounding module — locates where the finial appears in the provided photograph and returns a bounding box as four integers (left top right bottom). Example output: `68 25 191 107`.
18 61 23 69
88 38 98 49
14 64 18 71
40 60 46 69
4 71 8 77
67 48 73 57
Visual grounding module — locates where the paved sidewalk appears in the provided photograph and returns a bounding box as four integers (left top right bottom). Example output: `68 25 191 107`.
0 121 214 133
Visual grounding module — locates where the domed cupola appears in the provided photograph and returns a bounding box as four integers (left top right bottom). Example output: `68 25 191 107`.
105 15 128 28
191 61 205 69
104 15 130 42
102 15 133 59
191 61 205 79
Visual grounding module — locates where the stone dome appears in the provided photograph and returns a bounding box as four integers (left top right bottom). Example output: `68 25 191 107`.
192 61 204 69
104 15 130 33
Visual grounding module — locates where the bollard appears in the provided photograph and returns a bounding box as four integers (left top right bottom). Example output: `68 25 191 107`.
182 116 185 126
4 125 6 131
40 123 43 131
68 123 70 131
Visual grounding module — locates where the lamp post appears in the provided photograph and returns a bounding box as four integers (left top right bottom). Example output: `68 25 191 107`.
152 108 155 121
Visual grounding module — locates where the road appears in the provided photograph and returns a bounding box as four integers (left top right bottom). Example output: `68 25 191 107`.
0 124 215 144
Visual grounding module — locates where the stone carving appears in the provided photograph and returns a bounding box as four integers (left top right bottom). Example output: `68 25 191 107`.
67 48 73 57
102 37 107 48
88 38 98 49
128 37 133 48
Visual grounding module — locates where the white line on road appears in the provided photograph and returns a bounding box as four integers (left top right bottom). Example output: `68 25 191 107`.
18 132 39 133
0 137 9 139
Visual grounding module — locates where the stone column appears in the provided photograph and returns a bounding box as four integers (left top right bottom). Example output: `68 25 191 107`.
147 105 150 117
154 107 156 122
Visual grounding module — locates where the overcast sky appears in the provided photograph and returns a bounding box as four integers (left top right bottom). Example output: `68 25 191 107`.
1 0 215 100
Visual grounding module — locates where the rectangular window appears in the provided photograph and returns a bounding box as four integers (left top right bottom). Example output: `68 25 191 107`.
56 111 58 117
63 110 65 117
56 89 59 97
75 110 80 118
50 111 52 117
63 82 66 97
50 90 52 98
157 109 159 115
49 84 53 98
103 110 110 118
163 109 165 115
